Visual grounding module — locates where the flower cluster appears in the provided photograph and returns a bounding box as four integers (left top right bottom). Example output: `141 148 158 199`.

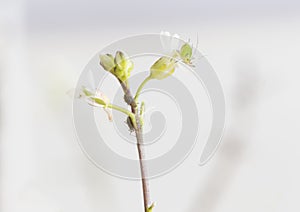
148 32 194 80
100 51 134 83
77 31 198 212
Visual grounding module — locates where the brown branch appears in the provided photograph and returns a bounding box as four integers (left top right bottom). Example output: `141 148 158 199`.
119 80 151 212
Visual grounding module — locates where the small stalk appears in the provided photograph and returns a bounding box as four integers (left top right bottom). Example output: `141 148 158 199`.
107 104 137 128
107 104 133 117
134 76 152 102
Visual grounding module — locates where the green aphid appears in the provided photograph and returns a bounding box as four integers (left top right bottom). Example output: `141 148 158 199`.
179 43 193 65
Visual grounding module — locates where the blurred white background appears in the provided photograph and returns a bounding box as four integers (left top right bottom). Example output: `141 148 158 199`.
1 0 300 211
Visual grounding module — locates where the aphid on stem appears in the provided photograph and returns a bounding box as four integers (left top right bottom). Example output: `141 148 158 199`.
126 116 136 133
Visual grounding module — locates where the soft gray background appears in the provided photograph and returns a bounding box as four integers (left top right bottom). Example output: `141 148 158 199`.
1 0 300 211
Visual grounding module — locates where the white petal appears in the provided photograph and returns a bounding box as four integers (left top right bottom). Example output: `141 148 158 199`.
103 108 113 121
87 69 97 89
94 90 110 105
170 34 180 51
66 88 76 99
160 33 172 52
160 31 182 55
160 31 170 36
164 31 171 36
173 34 180 39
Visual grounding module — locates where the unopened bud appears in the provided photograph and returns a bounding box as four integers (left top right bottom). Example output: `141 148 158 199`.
150 56 176 80
100 54 115 72
114 51 134 82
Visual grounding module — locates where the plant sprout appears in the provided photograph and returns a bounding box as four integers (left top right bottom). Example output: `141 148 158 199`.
79 32 194 212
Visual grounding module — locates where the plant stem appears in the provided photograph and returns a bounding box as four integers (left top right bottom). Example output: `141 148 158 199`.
134 76 152 102
119 80 151 212
135 126 150 212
